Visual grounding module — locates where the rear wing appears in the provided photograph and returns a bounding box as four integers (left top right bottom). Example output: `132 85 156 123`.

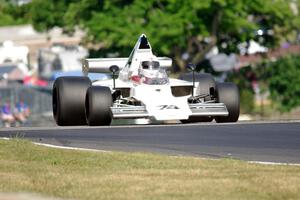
82 57 172 75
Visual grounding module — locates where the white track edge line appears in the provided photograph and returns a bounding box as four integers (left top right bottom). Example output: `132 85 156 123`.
1 137 300 166
0 137 109 153
33 142 110 153
248 161 300 166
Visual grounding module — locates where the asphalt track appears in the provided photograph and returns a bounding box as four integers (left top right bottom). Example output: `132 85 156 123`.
0 121 300 164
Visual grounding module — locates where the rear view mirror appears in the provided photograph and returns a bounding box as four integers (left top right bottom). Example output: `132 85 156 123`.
109 65 120 73
109 65 120 90
187 63 196 71
187 63 196 96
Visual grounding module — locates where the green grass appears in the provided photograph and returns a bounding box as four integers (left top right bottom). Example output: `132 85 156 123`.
0 139 300 200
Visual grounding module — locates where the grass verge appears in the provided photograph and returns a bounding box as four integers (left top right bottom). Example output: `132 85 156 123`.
0 139 300 200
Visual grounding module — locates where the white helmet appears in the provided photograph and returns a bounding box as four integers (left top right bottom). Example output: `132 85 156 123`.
139 60 160 78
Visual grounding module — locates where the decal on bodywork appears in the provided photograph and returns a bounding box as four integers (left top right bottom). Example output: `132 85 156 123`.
157 105 180 110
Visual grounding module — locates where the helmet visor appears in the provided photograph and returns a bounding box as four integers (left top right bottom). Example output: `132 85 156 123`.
141 61 160 70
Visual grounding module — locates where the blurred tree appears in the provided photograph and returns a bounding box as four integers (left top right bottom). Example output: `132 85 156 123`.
0 0 31 26
27 0 300 71
63 0 104 34
266 55 300 112
30 0 79 32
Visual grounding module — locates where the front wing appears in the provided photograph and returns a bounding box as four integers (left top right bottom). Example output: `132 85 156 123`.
110 102 228 120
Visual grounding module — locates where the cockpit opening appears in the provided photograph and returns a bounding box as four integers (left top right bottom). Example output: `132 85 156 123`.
131 60 169 85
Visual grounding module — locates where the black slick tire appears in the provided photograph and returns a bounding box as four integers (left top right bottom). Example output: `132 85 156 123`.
181 73 216 123
215 82 240 123
85 86 112 126
53 76 91 126
195 73 216 100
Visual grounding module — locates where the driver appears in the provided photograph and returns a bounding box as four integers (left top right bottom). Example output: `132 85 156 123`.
131 59 160 83
131 59 169 85
140 60 160 80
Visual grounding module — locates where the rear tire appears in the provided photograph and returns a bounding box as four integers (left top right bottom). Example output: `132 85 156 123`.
53 76 91 126
85 86 112 126
215 83 240 123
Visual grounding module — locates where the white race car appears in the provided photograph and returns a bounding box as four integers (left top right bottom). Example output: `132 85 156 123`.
52 34 239 126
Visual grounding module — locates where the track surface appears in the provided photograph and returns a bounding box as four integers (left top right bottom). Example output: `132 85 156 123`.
0 121 300 163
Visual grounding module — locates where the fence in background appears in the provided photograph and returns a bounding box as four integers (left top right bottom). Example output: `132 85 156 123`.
0 85 52 115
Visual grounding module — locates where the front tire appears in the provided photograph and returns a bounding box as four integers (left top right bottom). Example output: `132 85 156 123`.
85 86 112 126
53 76 91 126
215 83 240 123
195 73 216 100
181 73 216 123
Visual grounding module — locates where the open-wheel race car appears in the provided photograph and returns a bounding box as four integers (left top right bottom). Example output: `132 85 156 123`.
52 34 239 126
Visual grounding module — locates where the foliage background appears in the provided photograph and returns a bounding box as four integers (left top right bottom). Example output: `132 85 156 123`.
1 0 300 114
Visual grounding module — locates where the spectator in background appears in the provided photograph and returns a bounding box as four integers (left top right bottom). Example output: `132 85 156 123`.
14 99 30 126
1 101 15 127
